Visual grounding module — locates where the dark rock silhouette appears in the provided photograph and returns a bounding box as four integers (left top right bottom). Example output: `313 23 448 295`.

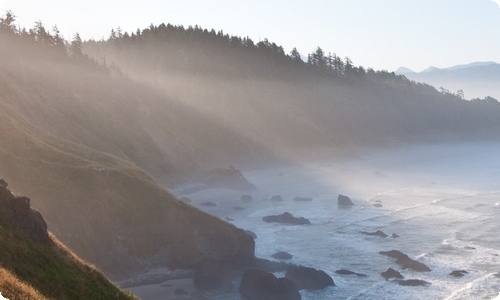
174 288 188 295
240 194 253 202
361 230 388 238
373 203 383 207
395 279 431 286
392 233 400 238
239 269 301 300
201 201 217 207
338 194 355 207
381 268 404 280
285 265 334 290
379 250 431 272
270 195 284 202
0 180 49 243
205 166 256 191
245 230 257 239
293 197 313 202
263 212 310 225
449 270 468 278
272 251 293 260
335 269 368 277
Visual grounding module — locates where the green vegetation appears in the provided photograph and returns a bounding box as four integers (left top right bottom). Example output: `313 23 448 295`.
0 223 136 299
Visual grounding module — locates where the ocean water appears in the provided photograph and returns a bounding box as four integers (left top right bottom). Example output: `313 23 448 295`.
186 143 500 300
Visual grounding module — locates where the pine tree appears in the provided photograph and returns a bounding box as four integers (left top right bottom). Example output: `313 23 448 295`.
0 10 16 34
69 32 83 57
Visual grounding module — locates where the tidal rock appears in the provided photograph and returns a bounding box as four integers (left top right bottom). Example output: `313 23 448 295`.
205 166 256 191
272 251 293 260
338 194 355 206
381 268 404 280
245 230 257 239
201 201 217 207
361 230 388 238
392 233 400 238
263 212 310 225
379 250 431 272
335 269 368 277
449 270 468 278
239 269 301 300
240 194 253 202
373 203 383 207
395 279 431 286
174 288 188 295
293 197 313 202
270 195 284 202
285 265 335 290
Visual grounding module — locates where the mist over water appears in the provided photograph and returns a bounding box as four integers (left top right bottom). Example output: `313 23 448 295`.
181 143 500 299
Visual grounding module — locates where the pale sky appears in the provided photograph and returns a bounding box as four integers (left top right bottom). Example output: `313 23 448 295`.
1 0 500 72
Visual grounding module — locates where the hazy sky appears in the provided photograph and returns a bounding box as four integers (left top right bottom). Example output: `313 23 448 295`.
1 0 499 72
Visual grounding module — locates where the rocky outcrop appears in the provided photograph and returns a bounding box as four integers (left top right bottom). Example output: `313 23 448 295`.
449 270 468 278
293 197 313 202
245 230 257 239
338 194 355 207
270 195 284 202
285 265 335 290
263 212 310 225
335 269 368 277
361 230 388 238
379 250 431 272
272 251 293 260
395 279 431 286
201 201 217 207
0 180 48 243
240 195 253 202
204 166 256 191
381 268 404 280
239 269 301 300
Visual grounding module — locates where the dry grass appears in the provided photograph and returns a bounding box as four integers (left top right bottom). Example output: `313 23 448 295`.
0 268 47 300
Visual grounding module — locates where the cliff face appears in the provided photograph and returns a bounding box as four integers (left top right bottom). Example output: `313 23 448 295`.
0 180 135 300
0 179 48 243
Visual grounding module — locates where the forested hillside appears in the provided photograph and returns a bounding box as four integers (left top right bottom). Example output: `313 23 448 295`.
84 23 500 158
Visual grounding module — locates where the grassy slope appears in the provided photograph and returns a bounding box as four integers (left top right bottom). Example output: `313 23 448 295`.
0 223 136 300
